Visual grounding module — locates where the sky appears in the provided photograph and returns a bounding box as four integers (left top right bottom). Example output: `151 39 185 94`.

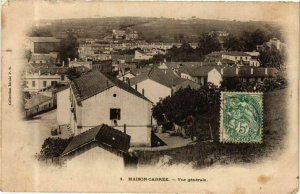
25 1 297 22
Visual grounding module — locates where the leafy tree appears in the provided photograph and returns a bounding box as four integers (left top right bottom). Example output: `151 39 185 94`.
24 49 32 62
58 32 79 65
223 35 244 51
152 85 220 130
39 137 72 160
28 28 53 37
165 42 204 62
197 33 222 55
240 29 268 51
259 45 286 68
66 67 82 80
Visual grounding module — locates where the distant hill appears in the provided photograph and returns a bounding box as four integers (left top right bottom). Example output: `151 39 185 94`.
34 17 283 42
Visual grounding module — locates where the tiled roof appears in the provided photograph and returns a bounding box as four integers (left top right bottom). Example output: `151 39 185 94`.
180 65 279 78
96 124 131 153
174 79 201 91
129 67 184 88
30 53 58 61
71 70 150 103
222 51 251 57
217 67 279 78
29 66 89 75
221 58 236 64
179 65 215 77
208 51 250 57
28 37 60 43
25 94 52 109
61 124 131 156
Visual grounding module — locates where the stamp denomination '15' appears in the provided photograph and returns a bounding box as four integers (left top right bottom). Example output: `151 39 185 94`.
220 92 263 143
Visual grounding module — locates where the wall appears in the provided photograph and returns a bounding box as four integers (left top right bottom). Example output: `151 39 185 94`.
65 142 124 169
134 51 153 60
133 79 171 104
24 73 62 92
57 88 71 125
208 69 222 86
25 98 54 118
77 86 152 146
222 54 251 62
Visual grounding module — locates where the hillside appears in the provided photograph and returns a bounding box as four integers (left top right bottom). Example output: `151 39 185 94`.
34 17 283 42
136 88 288 167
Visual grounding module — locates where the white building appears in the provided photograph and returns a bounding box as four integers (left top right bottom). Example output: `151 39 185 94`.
61 124 132 168
23 69 65 92
56 87 71 125
207 68 223 87
63 71 153 146
221 52 251 63
129 67 200 104
134 50 153 60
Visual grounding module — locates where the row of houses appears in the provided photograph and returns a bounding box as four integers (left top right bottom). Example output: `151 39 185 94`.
206 51 261 67
173 62 278 86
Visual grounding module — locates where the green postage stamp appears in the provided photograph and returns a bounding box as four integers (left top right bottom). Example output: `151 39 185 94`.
220 92 263 143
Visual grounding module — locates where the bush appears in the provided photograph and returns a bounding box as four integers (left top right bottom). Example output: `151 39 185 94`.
39 137 72 160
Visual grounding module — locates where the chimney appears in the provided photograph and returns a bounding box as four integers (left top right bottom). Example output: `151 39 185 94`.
265 68 268 75
106 80 109 88
251 68 254 75
62 60 65 67
75 58 77 62
221 68 224 75
124 124 126 134
235 68 239 75
142 89 145 96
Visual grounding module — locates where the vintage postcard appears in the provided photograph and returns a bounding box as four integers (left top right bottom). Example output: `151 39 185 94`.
1 1 299 193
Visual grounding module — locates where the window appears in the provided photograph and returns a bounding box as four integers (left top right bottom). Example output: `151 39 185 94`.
110 108 121 120
32 81 35 87
51 81 57 86
61 75 65 81
113 94 117 97
43 81 47 87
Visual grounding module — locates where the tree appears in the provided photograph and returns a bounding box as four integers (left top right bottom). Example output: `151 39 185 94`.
66 67 82 80
24 49 32 62
240 29 268 51
28 28 53 37
58 32 79 65
223 35 244 51
198 33 222 55
39 137 72 160
259 45 286 68
152 86 220 131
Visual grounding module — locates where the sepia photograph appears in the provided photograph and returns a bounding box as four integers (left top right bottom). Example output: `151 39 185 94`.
1 1 299 193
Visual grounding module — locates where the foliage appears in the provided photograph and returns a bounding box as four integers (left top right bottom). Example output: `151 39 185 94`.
259 45 286 68
39 137 72 160
28 28 53 37
165 42 204 62
66 67 82 80
152 85 220 130
58 32 79 65
24 49 32 62
223 35 244 51
117 48 142 55
197 33 222 55
238 29 268 51
221 76 286 92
